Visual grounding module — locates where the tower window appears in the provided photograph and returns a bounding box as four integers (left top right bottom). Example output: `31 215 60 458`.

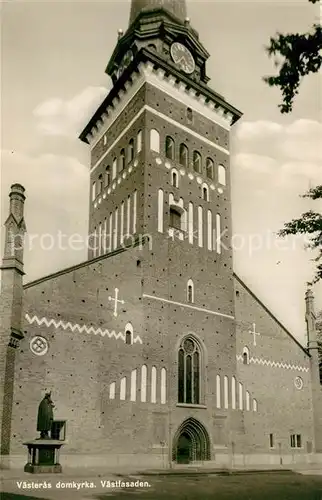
206 158 214 179
125 331 132 345
187 279 194 303
170 207 182 230
178 337 201 404
92 181 96 201
269 434 274 448
150 129 160 153
120 149 126 172
186 107 193 122
218 164 226 186
103 134 107 146
148 43 157 51
98 175 103 194
104 167 110 187
202 185 209 201
112 158 117 179
179 143 188 168
125 323 133 345
243 347 250 365
171 169 179 188
165 136 175 160
128 139 134 163
193 151 202 173
137 130 142 153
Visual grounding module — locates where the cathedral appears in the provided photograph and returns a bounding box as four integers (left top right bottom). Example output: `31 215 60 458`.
1 0 322 469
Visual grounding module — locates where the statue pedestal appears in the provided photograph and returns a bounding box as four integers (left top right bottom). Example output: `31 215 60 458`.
23 440 64 473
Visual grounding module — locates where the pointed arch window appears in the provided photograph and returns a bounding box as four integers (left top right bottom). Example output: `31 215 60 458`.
178 337 201 404
92 181 96 201
187 279 194 303
193 151 202 173
243 347 250 365
206 158 214 179
218 164 226 186
128 138 134 163
179 143 188 168
165 136 175 160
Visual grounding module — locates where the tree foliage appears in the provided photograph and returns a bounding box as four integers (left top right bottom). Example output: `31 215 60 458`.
264 0 321 113
265 0 322 283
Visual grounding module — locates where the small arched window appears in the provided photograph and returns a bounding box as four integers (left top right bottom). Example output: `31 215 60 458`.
193 151 202 173
202 185 209 201
187 279 194 303
150 129 160 153
125 323 133 345
218 164 226 185
178 337 201 404
137 130 142 153
148 43 157 51
98 175 103 194
104 167 110 187
186 107 193 122
253 399 258 412
112 158 117 179
206 158 214 179
128 139 134 163
243 347 250 365
120 149 126 172
165 136 175 160
179 143 188 167
92 181 96 201
171 169 179 188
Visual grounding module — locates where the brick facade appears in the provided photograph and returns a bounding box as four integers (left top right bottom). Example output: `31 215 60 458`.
1 3 322 468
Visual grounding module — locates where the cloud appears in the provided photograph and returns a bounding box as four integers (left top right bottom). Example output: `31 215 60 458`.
232 118 322 188
1 150 89 279
33 86 108 137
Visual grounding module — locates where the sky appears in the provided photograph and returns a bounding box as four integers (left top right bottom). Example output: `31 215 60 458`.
1 0 321 344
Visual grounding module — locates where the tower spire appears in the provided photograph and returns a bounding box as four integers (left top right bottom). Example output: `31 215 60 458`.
129 0 187 25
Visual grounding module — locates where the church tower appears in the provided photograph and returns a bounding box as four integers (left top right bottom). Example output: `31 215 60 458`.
79 0 243 462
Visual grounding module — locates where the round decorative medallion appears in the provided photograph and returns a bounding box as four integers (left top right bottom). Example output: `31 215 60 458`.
294 376 303 390
156 158 162 165
30 336 48 356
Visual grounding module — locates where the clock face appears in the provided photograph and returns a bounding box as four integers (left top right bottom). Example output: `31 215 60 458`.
170 42 195 74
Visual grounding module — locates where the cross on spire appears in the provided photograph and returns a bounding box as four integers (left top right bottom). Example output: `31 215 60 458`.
108 288 125 317
249 323 260 346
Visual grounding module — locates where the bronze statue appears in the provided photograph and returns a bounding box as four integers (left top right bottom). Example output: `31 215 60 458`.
37 392 54 439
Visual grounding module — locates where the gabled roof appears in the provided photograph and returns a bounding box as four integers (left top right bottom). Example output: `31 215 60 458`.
233 272 309 356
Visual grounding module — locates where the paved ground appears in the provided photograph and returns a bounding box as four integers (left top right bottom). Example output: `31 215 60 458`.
1 470 322 500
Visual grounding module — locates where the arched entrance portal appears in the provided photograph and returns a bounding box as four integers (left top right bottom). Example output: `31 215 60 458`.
173 418 211 463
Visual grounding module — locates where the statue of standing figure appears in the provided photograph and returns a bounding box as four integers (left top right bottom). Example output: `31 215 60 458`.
37 392 55 439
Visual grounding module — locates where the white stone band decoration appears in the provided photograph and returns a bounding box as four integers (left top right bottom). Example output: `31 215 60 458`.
30 336 48 356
